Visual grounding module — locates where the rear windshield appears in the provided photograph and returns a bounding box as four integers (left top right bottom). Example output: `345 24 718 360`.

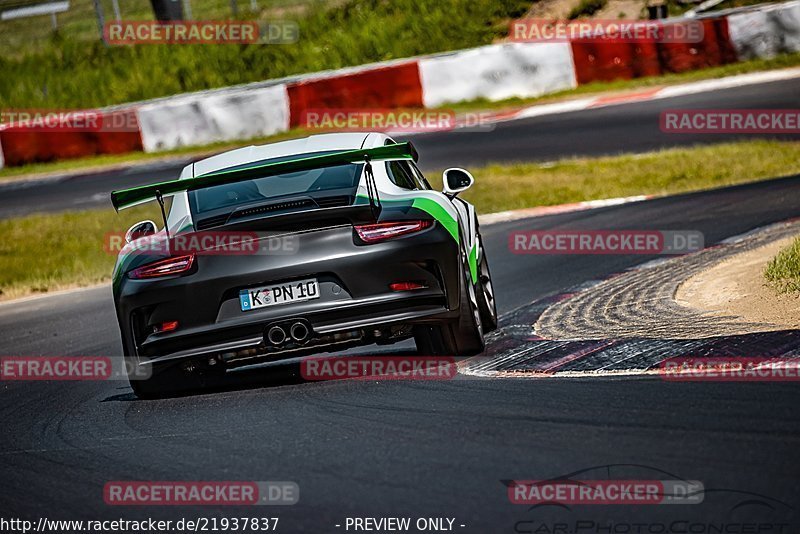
188 152 364 217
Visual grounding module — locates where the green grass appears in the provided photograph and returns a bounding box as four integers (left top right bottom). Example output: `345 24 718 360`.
765 237 800 293
0 0 786 110
0 0 320 55
2 139 799 301
0 0 531 109
0 204 160 300
453 140 800 213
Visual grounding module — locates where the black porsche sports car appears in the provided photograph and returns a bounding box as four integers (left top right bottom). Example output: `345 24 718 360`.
111 132 496 397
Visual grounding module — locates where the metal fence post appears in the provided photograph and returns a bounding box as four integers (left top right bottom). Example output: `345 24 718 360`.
93 0 106 42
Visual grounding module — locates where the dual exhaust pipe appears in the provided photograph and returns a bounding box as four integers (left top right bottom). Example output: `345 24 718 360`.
267 321 310 346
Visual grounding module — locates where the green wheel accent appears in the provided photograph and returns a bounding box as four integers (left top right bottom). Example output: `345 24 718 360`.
468 242 478 285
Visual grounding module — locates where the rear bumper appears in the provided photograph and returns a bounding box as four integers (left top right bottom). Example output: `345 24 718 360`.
132 301 452 368
114 223 461 366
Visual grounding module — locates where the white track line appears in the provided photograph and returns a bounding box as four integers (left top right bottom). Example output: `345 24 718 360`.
472 67 800 127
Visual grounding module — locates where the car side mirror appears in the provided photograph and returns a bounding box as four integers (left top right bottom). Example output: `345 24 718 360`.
442 168 474 196
125 220 157 243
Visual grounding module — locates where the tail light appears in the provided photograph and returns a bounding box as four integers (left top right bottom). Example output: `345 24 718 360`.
153 321 179 333
354 220 432 244
129 254 195 279
389 281 428 291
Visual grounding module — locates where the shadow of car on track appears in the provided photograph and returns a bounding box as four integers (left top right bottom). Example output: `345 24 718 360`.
101 343 462 402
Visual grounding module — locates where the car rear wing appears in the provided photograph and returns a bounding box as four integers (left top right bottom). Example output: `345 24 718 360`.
110 142 418 212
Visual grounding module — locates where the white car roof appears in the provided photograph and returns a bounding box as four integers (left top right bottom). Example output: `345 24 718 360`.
181 132 393 179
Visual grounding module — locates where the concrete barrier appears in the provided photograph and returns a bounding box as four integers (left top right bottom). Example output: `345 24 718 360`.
137 84 290 152
657 18 737 73
727 0 800 59
0 108 142 167
571 18 736 84
419 42 577 108
571 39 662 84
287 61 423 127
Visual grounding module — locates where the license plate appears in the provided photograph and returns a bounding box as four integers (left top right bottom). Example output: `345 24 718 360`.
239 278 320 311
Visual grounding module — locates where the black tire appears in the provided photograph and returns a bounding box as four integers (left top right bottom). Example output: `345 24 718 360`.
126 358 176 399
126 357 219 399
414 243 485 356
450 254 485 355
475 234 498 332
412 325 447 356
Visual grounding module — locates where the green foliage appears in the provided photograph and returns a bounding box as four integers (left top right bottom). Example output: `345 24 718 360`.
765 236 800 293
4 140 799 300
0 205 159 300
2 140 799 300
456 140 800 214
0 0 531 108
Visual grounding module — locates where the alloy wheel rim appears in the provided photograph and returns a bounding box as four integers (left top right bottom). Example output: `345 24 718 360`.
479 244 496 321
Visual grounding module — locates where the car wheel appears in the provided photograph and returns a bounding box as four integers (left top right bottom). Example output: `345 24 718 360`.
450 254 486 355
475 234 498 332
125 356 218 399
126 358 176 399
414 244 485 356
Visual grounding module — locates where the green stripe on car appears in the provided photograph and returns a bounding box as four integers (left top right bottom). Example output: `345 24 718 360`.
355 194 477 283
468 242 478 285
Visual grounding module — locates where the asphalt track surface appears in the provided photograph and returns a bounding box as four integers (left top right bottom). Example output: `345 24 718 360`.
2 174 800 529
0 77 799 219
1 80 800 530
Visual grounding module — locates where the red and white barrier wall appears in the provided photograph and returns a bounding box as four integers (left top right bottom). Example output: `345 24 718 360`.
0 108 142 168
136 83 290 152
569 18 738 84
1 1 798 169
287 61 424 127
418 42 577 108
